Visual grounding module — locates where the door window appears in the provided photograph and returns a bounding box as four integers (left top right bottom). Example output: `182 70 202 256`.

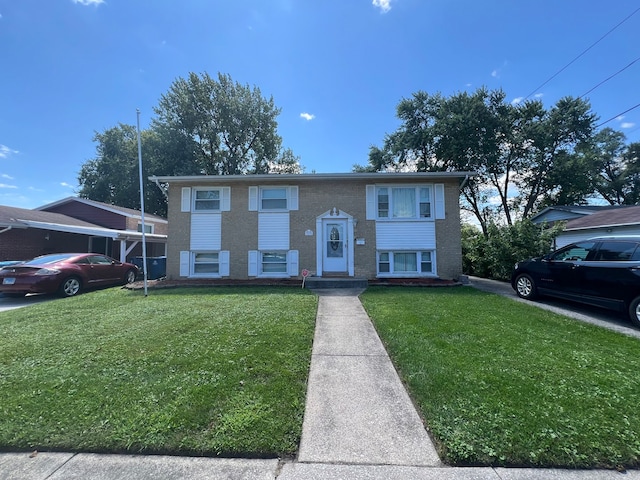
594 241 639 261
550 242 596 262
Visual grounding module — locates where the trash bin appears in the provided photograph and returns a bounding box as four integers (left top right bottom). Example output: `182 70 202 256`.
129 256 166 280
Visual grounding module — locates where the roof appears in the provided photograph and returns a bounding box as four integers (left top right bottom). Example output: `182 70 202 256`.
36 197 167 223
0 204 166 241
530 205 625 224
149 171 476 184
564 205 640 231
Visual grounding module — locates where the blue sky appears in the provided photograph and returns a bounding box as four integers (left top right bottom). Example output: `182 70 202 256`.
1 0 639 209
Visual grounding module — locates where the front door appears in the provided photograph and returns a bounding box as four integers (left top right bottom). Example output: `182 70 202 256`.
323 220 348 273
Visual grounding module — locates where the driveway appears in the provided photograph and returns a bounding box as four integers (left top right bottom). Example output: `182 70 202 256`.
0 293 55 312
469 276 640 339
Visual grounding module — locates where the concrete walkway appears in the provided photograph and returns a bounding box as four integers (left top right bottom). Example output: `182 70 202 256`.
2 287 640 479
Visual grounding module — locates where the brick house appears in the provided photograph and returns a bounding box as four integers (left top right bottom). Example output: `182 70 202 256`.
0 198 167 262
151 172 472 282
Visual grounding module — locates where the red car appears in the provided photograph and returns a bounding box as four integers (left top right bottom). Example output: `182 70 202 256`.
0 253 139 298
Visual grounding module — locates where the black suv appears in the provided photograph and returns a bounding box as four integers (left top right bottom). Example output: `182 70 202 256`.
511 236 640 327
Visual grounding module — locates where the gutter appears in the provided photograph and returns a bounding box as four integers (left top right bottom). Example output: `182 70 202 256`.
459 174 470 191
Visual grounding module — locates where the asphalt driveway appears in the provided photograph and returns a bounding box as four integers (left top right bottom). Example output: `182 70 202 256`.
0 293 55 312
469 276 640 339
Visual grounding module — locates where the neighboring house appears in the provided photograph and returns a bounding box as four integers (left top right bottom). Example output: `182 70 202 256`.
531 205 625 226
555 205 640 248
151 172 473 282
0 199 167 262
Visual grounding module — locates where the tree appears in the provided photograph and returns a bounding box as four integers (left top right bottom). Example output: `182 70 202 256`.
358 87 598 232
578 128 640 205
78 72 301 215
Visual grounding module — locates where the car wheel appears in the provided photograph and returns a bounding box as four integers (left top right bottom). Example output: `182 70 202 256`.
514 273 537 300
124 269 137 284
628 296 640 328
59 277 81 297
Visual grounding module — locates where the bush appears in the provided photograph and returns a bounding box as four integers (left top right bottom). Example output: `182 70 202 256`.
462 220 563 281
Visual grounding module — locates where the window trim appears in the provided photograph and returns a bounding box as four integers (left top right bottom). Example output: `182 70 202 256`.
192 188 222 212
191 251 220 277
260 187 288 211
137 223 154 234
260 251 288 276
375 185 433 220
377 250 436 277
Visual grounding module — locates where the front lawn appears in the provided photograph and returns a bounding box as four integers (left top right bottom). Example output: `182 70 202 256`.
0 287 317 457
360 286 640 469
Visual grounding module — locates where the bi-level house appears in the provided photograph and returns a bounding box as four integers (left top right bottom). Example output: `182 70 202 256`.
151 172 473 283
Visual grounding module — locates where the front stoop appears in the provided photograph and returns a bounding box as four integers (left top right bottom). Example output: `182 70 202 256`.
304 277 368 289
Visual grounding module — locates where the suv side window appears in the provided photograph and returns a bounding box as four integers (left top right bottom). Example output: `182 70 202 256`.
595 241 640 261
551 242 597 262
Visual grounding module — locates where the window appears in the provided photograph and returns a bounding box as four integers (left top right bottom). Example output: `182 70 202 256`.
378 251 435 275
551 242 596 262
194 189 221 211
193 252 219 274
137 223 154 234
595 241 640 261
261 188 287 210
262 252 287 273
376 186 432 219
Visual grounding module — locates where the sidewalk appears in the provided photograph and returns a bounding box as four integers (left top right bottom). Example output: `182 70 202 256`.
2 288 639 479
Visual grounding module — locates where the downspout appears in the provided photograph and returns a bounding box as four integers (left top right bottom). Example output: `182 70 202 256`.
149 176 168 199
459 174 470 191
0 226 13 235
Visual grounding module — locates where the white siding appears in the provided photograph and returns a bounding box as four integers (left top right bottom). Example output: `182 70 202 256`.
258 212 290 250
190 213 222 250
435 184 445 219
179 251 190 276
376 221 435 250
181 187 191 212
557 226 640 248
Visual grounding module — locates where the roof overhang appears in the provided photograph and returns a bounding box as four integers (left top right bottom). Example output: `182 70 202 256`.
150 171 477 184
15 220 167 242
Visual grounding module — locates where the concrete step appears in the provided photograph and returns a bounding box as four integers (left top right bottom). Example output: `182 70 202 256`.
304 277 368 289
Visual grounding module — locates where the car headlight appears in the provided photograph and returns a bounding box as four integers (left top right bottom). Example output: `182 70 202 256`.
35 268 61 276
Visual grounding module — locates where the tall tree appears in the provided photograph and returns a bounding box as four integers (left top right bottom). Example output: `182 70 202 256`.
78 72 301 215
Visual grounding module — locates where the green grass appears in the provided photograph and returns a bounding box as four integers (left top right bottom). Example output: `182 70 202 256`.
0 287 317 457
360 286 640 469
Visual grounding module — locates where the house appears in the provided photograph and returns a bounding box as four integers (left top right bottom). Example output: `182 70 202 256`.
554 205 640 248
530 205 625 226
0 198 167 263
150 172 473 283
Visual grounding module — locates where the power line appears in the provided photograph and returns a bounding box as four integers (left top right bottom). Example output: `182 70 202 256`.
596 102 640 128
579 55 640 99
524 6 640 100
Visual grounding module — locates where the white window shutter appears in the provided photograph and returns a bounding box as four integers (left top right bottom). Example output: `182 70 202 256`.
219 251 230 276
366 185 376 220
435 184 445 219
248 250 258 276
179 251 190 276
288 186 299 210
181 188 191 212
221 187 231 211
248 186 258 211
288 250 299 276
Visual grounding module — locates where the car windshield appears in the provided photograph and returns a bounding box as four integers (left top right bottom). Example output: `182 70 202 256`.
23 254 77 265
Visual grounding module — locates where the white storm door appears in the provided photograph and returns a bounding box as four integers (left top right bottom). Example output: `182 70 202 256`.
323 220 348 273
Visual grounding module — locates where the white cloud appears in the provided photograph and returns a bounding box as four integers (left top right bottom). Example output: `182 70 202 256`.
0 144 18 159
491 69 499 78
373 0 392 13
72 0 105 5
617 115 625 121
300 112 315 121
511 97 524 105
621 122 635 129
2 174 14 180
0 183 17 189
60 182 75 188
534 93 543 98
